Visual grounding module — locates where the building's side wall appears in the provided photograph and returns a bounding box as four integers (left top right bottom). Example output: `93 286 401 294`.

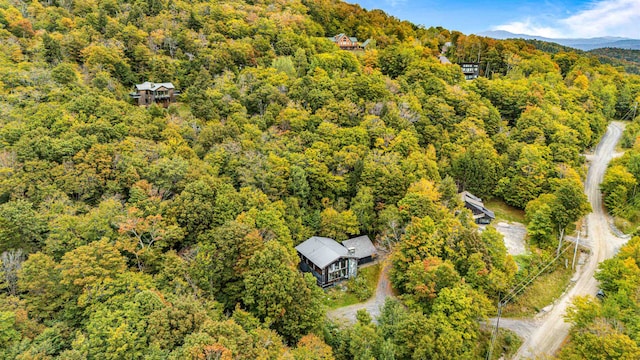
465 202 483 216
137 90 148 106
357 255 374 266
348 258 357 279
476 215 492 225
299 254 325 286
298 252 363 288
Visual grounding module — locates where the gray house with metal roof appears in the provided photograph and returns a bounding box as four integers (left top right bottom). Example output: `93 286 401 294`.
295 235 376 287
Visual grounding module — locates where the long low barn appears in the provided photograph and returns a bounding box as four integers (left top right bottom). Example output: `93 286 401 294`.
460 191 495 224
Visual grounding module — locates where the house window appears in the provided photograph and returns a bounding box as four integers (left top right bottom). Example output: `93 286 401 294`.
328 258 348 281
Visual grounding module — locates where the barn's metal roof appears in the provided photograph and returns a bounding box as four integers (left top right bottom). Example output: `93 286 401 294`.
342 235 376 260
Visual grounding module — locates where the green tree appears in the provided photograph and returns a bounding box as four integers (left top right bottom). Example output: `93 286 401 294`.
0 200 46 253
351 187 376 234
320 207 360 241
52 63 78 85
59 238 126 294
147 295 210 351
415 285 490 359
349 310 382 360
397 179 442 221
451 139 503 198
190 221 263 309
43 32 63 65
378 45 418 78
243 241 323 342
0 311 20 351
601 165 636 215
526 202 555 248
169 177 241 244
390 215 453 291
17 252 63 319
551 178 591 255
403 257 461 310
496 144 552 208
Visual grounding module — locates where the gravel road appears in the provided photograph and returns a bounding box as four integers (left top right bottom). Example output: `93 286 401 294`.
513 122 627 359
326 261 393 324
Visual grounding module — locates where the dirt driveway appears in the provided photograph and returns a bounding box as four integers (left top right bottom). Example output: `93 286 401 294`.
326 260 393 324
485 221 528 256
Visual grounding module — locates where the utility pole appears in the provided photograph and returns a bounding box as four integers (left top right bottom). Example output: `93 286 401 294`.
476 46 481 78
486 298 504 360
572 230 580 270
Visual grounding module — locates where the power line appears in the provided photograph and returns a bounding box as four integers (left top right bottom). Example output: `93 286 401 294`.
502 241 574 306
620 102 638 121
486 241 575 360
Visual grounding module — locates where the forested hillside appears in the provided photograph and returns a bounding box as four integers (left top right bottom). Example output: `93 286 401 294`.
0 0 639 359
588 48 640 75
523 40 640 75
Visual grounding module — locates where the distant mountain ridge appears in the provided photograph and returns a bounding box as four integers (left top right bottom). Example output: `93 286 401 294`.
478 30 640 51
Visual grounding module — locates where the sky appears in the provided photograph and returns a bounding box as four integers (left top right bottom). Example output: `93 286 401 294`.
353 0 640 39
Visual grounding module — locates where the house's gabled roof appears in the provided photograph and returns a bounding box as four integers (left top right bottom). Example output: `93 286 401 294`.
328 34 360 43
361 39 371 48
296 236 351 268
135 81 175 91
460 191 495 219
341 235 376 260
329 33 346 42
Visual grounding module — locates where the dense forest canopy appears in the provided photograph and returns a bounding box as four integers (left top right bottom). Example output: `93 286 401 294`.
0 0 639 359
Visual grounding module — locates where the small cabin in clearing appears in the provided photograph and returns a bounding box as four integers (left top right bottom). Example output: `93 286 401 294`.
296 235 377 288
130 81 178 107
460 191 495 224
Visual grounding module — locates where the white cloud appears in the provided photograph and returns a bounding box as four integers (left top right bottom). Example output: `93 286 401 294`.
493 0 640 38
493 18 564 38
561 0 640 38
384 0 408 8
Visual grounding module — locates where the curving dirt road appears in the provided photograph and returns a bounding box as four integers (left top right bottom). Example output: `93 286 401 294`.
513 122 628 359
327 260 394 324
